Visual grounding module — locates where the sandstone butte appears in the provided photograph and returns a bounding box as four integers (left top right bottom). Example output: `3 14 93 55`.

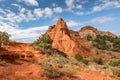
46 18 93 57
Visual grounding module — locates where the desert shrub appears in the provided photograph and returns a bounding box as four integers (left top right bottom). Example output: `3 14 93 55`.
63 69 76 77
93 34 120 52
0 31 10 48
82 59 89 65
41 63 62 78
93 35 110 50
34 34 53 49
46 48 67 57
92 57 103 65
75 54 89 65
109 59 120 67
75 53 83 61
94 39 109 50
86 35 92 41
40 54 79 78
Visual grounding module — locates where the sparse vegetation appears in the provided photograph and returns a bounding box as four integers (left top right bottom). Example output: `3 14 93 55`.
0 31 10 48
92 57 103 65
33 34 67 57
109 59 120 67
40 54 79 78
82 59 89 65
75 53 83 61
34 34 53 49
75 53 89 65
93 34 120 52
93 35 109 50
86 35 92 41
41 63 62 78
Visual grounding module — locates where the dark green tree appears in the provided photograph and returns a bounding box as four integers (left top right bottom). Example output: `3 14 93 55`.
0 31 10 48
86 35 92 41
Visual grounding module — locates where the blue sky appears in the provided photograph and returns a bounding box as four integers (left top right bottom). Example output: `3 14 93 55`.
0 0 120 43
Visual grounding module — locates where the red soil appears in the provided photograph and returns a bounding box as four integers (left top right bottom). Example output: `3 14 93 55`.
0 42 117 80
75 71 117 80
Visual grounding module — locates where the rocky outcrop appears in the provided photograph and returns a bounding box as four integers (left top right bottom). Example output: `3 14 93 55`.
69 30 80 38
79 26 99 39
79 26 117 39
46 18 91 57
101 31 117 38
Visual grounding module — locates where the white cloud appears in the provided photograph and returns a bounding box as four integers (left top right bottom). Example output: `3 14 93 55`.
0 6 63 25
11 26 48 40
0 7 50 42
34 8 43 18
74 12 84 15
52 3 57 7
0 21 48 42
67 20 82 27
44 7 53 17
76 5 83 9
53 7 63 13
0 8 36 23
11 4 21 9
90 16 114 23
65 0 75 10
64 0 85 15
0 2 65 42
18 0 39 6
93 0 120 12
76 0 89 4
65 0 88 10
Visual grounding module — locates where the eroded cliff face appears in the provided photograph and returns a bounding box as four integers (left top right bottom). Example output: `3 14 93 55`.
46 18 91 57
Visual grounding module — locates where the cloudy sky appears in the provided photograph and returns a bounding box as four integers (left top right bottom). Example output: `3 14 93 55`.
0 0 120 43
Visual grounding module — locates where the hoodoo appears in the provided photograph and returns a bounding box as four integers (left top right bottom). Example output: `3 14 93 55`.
46 18 91 57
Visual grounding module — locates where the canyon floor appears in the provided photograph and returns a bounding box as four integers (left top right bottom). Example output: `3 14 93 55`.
0 42 117 80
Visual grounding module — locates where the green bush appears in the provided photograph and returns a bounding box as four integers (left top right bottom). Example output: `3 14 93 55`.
0 31 10 48
75 53 83 61
34 34 53 49
75 54 89 65
33 34 54 55
109 59 120 67
92 57 103 65
86 35 92 41
82 59 89 65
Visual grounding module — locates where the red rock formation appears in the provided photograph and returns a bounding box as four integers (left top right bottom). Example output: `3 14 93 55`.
46 18 91 57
